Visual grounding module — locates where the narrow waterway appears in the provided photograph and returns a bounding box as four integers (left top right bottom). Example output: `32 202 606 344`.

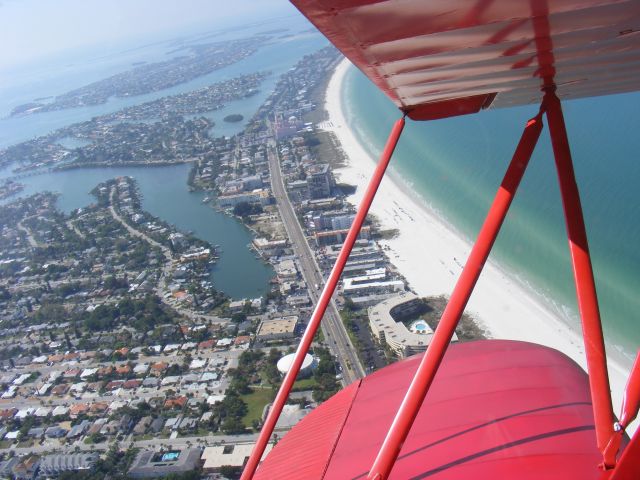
4 163 274 300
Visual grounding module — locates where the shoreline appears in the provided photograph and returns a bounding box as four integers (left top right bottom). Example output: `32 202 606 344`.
324 59 632 427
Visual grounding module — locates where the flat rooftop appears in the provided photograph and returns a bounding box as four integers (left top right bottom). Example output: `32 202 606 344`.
256 316 298 337
202 443 273 470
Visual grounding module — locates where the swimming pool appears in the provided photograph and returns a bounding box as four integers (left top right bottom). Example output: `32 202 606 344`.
161 452 180 462
409 320 430 335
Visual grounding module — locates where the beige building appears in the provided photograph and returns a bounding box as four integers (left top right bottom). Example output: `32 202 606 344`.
256 315 298 341
202 443 273 472
275 259 298 280
217 188 271 208
368 292 458 358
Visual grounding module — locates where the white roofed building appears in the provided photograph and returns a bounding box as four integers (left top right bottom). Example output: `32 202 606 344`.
277 353 316 379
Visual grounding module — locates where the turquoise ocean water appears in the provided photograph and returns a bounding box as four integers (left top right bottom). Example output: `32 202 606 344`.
342 66 640 361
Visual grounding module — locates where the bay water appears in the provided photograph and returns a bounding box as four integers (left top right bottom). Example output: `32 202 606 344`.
0 17 327 299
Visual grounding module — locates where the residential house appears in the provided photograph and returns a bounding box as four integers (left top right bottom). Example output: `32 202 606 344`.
164 396 187 410
69 403 90 418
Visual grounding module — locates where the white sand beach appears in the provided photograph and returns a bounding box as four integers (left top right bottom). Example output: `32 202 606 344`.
323 58 633 430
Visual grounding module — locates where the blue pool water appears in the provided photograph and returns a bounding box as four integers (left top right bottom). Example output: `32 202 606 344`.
410 320 429 334
161 452 180 462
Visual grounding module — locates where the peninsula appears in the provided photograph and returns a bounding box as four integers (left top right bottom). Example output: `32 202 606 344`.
0 73 267 172
10 36 268 116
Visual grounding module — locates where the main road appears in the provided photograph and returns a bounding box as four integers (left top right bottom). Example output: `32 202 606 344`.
9 432 263 456
267 139 365 384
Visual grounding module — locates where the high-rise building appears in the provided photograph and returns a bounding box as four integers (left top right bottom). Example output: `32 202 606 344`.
306 163 334 199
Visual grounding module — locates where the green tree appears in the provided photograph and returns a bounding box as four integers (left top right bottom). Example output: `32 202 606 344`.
232 202 263 218
221 416 246 435
219 465 242 479
230 376 251 395
219 392 248 419
231 312 247 324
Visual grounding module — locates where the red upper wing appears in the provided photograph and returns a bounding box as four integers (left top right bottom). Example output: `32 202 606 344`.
291 0 640 119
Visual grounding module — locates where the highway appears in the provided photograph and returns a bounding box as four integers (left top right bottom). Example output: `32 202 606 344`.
10 432 263 456
267 140 365 384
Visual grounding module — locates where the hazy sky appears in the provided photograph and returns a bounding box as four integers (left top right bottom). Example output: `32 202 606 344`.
1 0 300 70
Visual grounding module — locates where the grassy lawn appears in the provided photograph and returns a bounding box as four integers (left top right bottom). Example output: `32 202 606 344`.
241 388 275 428
292 377 317 391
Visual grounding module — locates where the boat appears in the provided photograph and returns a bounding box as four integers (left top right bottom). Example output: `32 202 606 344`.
241 1 640 479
